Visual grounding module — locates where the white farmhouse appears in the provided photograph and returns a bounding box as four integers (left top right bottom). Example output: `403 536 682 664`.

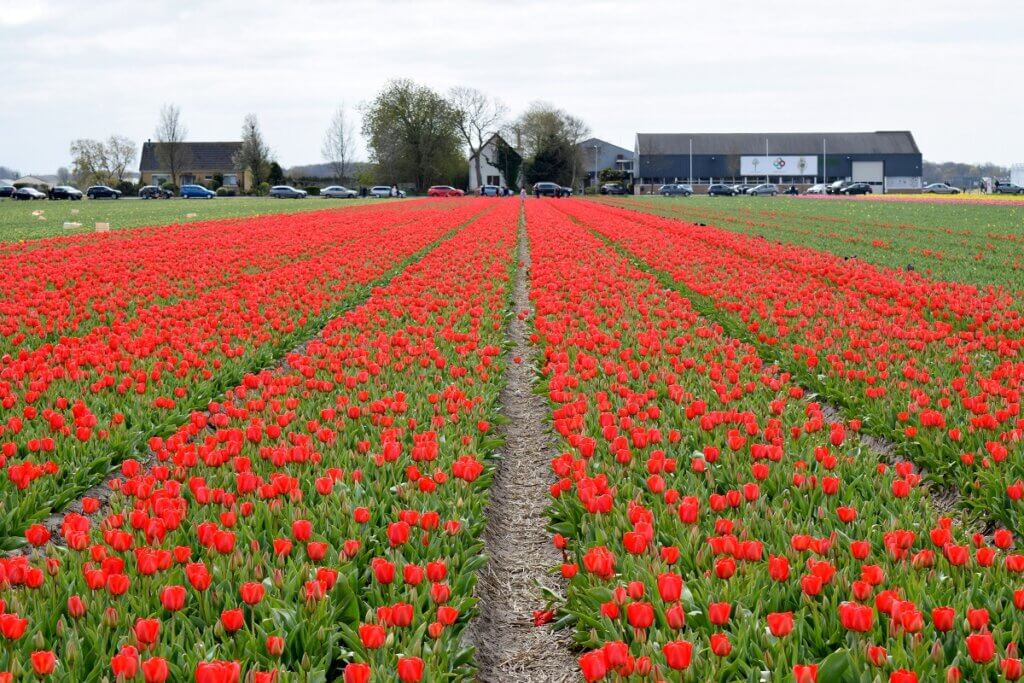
468 134 522 190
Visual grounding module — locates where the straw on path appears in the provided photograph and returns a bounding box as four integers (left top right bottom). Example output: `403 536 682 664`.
467 208 579 682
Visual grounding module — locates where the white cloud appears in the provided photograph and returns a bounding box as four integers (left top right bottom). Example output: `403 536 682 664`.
2 0 1022 172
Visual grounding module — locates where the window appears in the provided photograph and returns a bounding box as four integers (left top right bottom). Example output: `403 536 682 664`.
151 174 170 186
486 174 501 186
223 174 238 187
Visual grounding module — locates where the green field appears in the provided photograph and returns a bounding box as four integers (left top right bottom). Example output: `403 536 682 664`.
603 195 1024 291
0 196 378 242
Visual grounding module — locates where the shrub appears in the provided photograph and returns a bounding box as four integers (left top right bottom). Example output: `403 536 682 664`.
256 182 270 196
304 186 321 196
160 182 179 194
216 187 237 197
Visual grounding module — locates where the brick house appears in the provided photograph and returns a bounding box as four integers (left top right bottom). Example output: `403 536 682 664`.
138 141 252 190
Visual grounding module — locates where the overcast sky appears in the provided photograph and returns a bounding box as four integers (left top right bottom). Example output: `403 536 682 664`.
2 0 1021 175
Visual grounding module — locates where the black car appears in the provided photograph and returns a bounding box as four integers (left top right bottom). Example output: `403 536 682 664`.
600 183 627 195
533 182 564 197
49 185 83 200
840 182 873 195
139 185 173 199
707 184 738 196
826 180 853 194
0 185 15 198
13 187 48 200
87 185 122 199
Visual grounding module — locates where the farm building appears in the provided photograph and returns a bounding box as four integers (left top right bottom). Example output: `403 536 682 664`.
578 137 635 186
139 141 253 190
634 131 922 193
468 134 523 190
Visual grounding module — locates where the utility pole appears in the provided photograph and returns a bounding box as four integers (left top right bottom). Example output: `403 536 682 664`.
689 138 693 185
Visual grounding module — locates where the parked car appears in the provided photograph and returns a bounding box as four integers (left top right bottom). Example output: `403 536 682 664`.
748 183 779 196
533 182 564 197
826 180 854 195
732 183 757 195
268 186 307 199
707 184 738 196
784 185 800 195
840 182 873 195
139 185 174 199
427 185 465 197
370 186 406 198
993 181 1024 195
922 182 961 195
49 185 83 200
600 183 627 195
479 185 501 196
321 185 358 198
181 184 216 199
660 183 693 196
805 184 828 195
87 185 122 199
0 184 15 198
13 187 47 200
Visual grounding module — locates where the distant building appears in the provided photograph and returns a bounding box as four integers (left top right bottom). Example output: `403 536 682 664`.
13 176 54 190
468 134 522 190
634 131 922 193
578 137 634 186
1012 163 1024 187
139 141 252 190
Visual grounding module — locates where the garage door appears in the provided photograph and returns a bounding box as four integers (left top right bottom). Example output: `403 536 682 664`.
852 161 884 194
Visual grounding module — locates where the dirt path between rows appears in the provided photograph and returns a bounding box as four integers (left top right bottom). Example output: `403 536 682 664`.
467 211 578 682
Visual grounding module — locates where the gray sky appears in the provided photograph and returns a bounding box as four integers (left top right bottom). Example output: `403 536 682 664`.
2 0 1021 175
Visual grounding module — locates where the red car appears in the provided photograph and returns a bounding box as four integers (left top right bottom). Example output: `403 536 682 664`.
427 185 465 197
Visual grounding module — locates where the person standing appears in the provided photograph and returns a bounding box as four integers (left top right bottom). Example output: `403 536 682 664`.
520 187 527 202
390 184 397 198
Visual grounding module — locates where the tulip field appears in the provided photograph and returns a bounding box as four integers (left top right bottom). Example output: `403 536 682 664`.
0 196 1022 682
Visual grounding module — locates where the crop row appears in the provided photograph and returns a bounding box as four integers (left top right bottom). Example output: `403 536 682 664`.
554 200 1024 535
0 202 490 545
525 200 1023 682
0 200 520 680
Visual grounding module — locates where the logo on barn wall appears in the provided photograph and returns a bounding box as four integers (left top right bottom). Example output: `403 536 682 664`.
773 157 786 170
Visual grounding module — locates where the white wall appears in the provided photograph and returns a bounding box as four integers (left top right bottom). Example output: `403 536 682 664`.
468 138 504 189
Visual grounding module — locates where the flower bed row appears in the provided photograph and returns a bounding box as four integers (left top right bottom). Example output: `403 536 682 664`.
0 201 491 545
0 200 519 680
551 199 1024 534
525 200 1023 682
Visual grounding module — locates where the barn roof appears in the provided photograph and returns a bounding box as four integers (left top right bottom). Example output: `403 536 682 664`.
636 131 919 156
139 141 243 171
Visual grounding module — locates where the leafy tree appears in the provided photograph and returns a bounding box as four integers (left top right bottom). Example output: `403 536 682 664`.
155 104 191 186
69 139 112 186
362 79 464 190
510 102 589 188
106 135 137 184
268 161 285 186
0 165 19 180
233 114 273 188
56 167 71 185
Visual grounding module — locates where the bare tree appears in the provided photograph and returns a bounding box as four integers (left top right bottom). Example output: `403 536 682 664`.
155 103 190 185
321 104 355 182
106 135 137 184
56 167 71 185
233 114 273 190
448 87 507 189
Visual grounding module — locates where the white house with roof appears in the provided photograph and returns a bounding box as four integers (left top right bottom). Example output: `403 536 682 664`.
468 134 522 190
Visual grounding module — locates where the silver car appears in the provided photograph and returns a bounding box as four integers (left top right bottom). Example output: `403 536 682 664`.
370 186 406 198
269 185 308 199
321 185 358 198
922 183 961 194
748 183 779 196
660 183 693 196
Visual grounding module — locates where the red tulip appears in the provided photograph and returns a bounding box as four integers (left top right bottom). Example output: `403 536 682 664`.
396 656 424 682
343 663 371 683
30 651 56 676
662 640 693 670
133 618 160 646
579 651 607 682
767 611 794 637
967 632 996 663
195 660 241 683
710 632 731 657
240 582 266 605
221 609 244 633
141 657 169 683
793 664 818 682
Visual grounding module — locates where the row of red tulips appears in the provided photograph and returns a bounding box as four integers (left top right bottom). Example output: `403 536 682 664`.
524 200 1023 681
0 202 490 545
0 200 520 679
553 200 1024 535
